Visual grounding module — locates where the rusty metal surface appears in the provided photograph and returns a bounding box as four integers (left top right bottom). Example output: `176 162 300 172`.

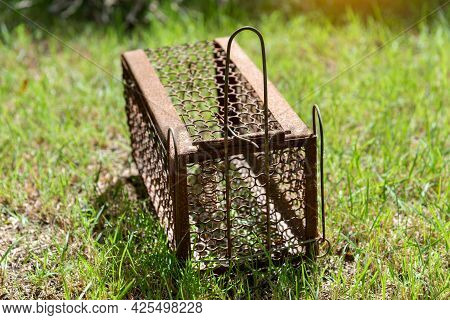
121 50 196 156
145 41 283 148
122 27 325 268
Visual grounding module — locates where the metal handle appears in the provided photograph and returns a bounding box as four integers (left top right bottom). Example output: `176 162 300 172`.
223 26 269 148
312 104 330 257
223 26 272 256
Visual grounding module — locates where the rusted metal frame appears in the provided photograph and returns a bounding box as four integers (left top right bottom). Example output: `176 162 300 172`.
167 129 190 260
185 135 309 163
192 130 285 150
304 136 319 257
174 155 190 260
121 49 197 156
223 27 272 257
186 131 310 163
214 37 311 140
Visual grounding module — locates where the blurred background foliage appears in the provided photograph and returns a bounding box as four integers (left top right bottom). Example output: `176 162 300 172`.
2 0 449 28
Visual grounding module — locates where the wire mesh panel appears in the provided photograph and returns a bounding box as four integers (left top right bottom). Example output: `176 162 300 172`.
123 68 175 249
145 41 282 144
121 28 325 269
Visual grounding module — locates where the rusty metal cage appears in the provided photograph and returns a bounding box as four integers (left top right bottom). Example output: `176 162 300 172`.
121 27 326 269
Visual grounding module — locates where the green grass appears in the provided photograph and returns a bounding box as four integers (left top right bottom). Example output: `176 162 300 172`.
0 7 449 299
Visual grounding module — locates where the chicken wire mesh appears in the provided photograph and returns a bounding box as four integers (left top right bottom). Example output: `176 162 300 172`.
187 147 308 268
123 73 176 248
121 27 326 269
145 40 282 144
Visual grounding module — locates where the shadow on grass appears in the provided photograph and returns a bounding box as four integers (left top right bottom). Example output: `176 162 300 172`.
88 175 323 299
90 175 181 299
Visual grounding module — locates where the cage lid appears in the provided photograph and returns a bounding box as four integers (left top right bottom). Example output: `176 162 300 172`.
122 38 311 156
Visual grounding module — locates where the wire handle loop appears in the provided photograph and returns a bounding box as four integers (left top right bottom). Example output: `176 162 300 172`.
312 104 328 257
224 26 268 149
224 26 272 256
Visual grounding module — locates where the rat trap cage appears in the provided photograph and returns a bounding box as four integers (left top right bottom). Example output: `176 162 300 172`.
121 27 327 269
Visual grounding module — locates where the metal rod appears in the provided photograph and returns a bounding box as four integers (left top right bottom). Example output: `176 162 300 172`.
312 105 326 242
224 26 272 257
